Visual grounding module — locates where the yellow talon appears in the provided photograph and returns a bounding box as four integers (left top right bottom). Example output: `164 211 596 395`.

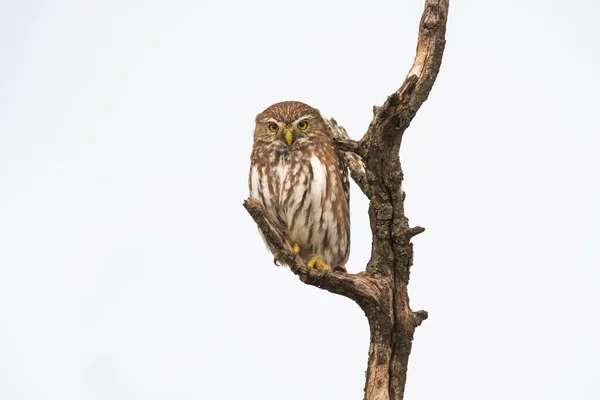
306 256 330 272
292 244 300 255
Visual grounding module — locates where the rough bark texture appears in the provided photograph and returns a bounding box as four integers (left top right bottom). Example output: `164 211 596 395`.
244 1 448 399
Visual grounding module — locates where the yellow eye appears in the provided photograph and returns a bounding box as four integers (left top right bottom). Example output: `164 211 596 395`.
268 123 278 133
297 121 308 130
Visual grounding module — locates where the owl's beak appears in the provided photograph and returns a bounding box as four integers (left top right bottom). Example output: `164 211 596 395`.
284 128 294 146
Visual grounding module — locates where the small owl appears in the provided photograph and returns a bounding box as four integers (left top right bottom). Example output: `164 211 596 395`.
249 101 350 272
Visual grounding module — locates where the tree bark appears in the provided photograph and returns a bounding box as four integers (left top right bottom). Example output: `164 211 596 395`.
244 1 449 399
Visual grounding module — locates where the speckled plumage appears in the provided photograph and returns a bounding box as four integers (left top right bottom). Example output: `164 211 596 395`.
249 101 350 269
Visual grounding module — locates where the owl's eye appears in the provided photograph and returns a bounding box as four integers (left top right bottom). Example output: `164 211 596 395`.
268 123 278 133
297 121 308 130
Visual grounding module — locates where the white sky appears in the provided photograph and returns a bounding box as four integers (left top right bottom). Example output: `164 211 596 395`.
1 0 599 399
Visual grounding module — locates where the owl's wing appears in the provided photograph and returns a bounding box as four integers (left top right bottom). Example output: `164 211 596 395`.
249 160 289 256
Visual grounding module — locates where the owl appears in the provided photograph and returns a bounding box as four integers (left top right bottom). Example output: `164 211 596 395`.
249 101 350 272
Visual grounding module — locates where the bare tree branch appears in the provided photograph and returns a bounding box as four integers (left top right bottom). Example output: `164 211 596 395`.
363 0 449 144
243 198 381 310
359 2 448 399
243 1 449 399
326 118 372 198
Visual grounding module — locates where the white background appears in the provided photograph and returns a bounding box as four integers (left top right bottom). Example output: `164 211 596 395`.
1 0 598 399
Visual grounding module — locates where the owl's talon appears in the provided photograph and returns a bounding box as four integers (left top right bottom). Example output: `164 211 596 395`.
292 244 300 255
333 265 347 273
273 253 281 266
306 256 330 272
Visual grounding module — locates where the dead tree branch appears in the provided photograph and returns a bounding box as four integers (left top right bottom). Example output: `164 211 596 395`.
327 118 371 198
244 198 382 310
244 1 448 399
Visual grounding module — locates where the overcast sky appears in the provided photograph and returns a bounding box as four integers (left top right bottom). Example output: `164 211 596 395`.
1 0 599 399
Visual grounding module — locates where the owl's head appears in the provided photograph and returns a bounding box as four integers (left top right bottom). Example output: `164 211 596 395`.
254 101 330 148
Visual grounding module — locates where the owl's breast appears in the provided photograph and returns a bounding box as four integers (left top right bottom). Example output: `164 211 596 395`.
278 152 312 214
279 154 332 248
